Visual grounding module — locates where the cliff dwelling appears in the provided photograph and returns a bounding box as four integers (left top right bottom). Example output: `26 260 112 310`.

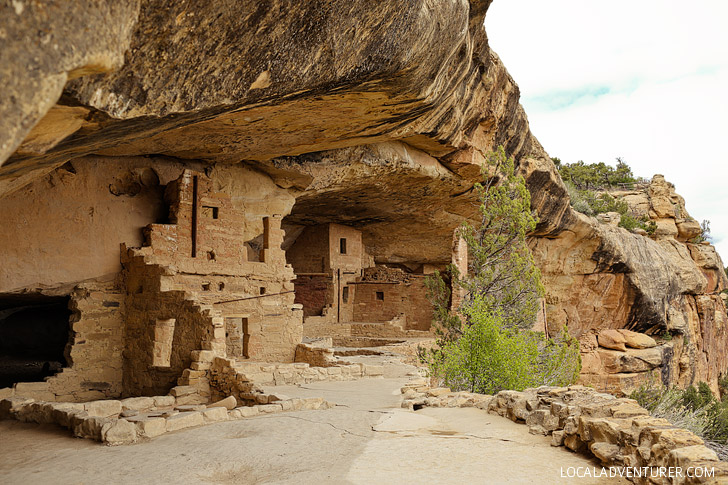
1 4 728 481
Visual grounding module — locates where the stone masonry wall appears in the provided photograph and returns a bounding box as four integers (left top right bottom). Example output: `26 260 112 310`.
121 169 303 395
2 280 125 402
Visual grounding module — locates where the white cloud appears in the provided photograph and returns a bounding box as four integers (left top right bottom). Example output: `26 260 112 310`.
486 0 728 261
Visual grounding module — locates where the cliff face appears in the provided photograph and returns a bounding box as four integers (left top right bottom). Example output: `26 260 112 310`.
0 1 725 397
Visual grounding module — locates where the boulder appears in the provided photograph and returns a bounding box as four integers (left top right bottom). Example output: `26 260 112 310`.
617 329 657 349
597 330 627 351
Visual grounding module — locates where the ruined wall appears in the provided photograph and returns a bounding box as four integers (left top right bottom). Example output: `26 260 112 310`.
122 170 302 395
0 157 182 292
351 280 432 330
292 276 333 317
286 227 330 275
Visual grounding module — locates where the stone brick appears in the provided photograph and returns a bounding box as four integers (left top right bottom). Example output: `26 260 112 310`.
120 397 155 412
256 404 283 414
84 400 122 417
153 395 175 408
209 396 237 410
101 419 137 445
236 406 259 418
174 393 206 405
301 397 324 410
0 388 15 399
130 416 166 438
202 406 229 423
74 416 111 440
165 411 204 432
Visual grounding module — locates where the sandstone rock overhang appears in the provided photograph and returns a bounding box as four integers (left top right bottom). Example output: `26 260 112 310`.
0 0 726 401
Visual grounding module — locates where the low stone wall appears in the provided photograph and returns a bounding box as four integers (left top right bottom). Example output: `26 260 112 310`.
402 384 728 484
1 392 333 446
294 342 338 367
208 357 384 403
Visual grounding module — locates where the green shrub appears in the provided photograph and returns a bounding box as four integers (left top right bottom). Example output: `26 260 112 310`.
558 158 637 190
422 147 581 393
564 180 656 235
431 298 580 394
631 382 728 460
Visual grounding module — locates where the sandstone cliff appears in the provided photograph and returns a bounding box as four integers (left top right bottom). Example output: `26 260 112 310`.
0 0 725 398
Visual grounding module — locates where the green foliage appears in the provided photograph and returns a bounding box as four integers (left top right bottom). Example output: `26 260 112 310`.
429 298 580 394
564 180 655 235
422 146 580 394
631 382 728 459
690 219 712 244
454 146 543 332
558 157 637 190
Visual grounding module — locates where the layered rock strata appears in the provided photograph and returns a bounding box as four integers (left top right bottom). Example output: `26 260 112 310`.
0 0 725 402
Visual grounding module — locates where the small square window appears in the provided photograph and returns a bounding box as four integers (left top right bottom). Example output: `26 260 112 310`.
339 238 347 254
376 291 384 301
259 287 266 295
202 206 219 219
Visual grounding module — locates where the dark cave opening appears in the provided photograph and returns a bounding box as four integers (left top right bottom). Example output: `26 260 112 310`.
0 294 71 389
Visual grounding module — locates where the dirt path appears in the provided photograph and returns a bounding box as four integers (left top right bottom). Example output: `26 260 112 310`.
0 373 621 484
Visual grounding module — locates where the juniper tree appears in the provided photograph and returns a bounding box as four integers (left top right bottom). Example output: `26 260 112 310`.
422 146 580 394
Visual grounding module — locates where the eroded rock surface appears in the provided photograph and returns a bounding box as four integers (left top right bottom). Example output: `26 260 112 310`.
0 0 726 401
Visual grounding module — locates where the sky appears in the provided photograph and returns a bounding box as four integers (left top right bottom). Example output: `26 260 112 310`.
485 0 728 261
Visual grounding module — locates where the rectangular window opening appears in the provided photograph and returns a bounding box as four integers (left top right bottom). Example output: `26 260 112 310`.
339 238 347 254
202 205 219 219
376 291 384 301
342 286 349 303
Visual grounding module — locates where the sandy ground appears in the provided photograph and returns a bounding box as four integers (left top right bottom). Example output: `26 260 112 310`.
0 360 622 484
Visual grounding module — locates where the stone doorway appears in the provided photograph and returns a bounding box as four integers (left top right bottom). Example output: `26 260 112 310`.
225 316 250 359
0 294 71 388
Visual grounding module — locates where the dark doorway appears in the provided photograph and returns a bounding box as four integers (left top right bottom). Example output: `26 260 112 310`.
0 294 71 389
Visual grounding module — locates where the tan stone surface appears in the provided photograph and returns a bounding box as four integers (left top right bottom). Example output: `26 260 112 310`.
0 377 621 485
597 330 627 352
617 329 657 349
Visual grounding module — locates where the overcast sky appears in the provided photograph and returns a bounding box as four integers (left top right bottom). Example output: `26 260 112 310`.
485 0 728 262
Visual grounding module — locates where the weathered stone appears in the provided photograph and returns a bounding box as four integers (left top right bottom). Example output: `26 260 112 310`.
617 329 657 349
589 442 621 465
175 404 206 412
153 396 176 408
235 406 260 418
131 416 166 439
202 406 229 424
101 419 137 445
84 400 122 418
165 411 203 432
667 445 719 469
597 330 627 352
73 415 110 441
120 397 155 412
208 396 237 410
426 387 451 397
257 404 283 414
169 386 196 397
